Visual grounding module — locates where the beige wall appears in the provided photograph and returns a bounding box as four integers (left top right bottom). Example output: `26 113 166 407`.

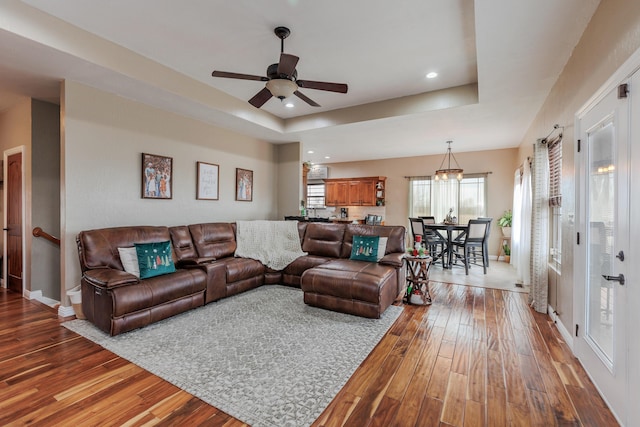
516 0 640 326
61 81 283 294
323 147 519 256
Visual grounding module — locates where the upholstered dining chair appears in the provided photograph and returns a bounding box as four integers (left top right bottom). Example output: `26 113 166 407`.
451 219 490 275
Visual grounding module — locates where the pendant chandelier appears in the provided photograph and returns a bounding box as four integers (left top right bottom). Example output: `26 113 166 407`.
434 140 463 181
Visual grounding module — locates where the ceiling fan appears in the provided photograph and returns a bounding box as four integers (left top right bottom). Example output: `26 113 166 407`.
211 26 348 109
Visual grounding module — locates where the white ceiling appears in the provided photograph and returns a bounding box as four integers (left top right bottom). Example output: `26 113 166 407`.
1 0 600 163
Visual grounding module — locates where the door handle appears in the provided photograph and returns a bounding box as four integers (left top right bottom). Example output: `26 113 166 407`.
602 274 625 286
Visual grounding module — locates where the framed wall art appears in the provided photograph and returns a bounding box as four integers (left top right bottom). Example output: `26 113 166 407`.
142 153 173 199
235 168 253 201
197 161 219 200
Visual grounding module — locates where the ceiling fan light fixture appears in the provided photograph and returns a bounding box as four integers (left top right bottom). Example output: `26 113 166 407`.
434 140 464 181
266 79 298 100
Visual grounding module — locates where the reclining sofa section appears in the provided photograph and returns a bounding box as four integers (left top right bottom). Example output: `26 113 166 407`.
76 222 406 336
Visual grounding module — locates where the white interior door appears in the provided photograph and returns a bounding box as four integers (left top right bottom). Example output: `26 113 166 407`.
576 80 630 424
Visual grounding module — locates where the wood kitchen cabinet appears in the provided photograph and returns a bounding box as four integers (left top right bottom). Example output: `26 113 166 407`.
324 177 385 206
325 181 348 206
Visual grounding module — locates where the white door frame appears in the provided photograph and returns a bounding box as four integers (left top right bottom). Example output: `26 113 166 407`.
574 46 640 427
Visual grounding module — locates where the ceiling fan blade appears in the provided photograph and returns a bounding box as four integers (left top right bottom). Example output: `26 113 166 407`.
277 53 299 77
297 80 348 93
212 71 269 81
294 91 320 107
248 87 273 108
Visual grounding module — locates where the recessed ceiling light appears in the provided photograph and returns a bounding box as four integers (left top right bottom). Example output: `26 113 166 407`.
324 156 331 159
426 72 438 79
285 102 294 108
307 150 314 154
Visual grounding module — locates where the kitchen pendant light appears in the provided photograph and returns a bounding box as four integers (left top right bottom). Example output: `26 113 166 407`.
434 140 463 181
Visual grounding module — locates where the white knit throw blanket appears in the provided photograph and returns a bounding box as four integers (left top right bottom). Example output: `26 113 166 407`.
235 220 307 270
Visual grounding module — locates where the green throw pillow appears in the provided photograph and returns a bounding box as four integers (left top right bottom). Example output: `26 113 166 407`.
135 241 176 279
350 235 388 262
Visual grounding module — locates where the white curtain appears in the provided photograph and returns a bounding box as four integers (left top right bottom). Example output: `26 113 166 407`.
512 160 532 285
529 142 549 313
432 179 458 222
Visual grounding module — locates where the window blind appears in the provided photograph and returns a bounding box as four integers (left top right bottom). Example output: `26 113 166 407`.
548 137 562 206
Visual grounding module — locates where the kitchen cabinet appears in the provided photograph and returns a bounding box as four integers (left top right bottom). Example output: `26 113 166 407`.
324 177 386 206
348 180 376 205
325 181 348 206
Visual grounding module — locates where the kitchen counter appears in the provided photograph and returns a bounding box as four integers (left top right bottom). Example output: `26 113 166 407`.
329 218 365 224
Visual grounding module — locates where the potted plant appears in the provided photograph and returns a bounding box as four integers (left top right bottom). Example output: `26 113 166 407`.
503 244 511 263
498 210 512 237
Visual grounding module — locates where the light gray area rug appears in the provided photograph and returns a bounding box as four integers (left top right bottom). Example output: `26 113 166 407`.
63 285 403 427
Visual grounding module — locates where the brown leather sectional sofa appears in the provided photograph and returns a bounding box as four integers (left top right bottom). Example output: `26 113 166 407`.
76 222 406 336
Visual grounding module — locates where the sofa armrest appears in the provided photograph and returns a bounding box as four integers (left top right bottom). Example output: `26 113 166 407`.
177 257 216 266
378 252 405 268
83 268 139 289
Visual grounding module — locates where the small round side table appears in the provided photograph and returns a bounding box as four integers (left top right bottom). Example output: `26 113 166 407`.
404 255 432 305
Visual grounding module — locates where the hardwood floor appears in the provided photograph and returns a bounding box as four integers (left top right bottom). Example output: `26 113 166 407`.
0 284 618 426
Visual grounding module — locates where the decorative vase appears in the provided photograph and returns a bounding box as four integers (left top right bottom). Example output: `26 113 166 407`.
502 226 511 238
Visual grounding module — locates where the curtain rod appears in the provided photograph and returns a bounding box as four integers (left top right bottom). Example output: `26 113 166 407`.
404 171 492 179
540 124 564 144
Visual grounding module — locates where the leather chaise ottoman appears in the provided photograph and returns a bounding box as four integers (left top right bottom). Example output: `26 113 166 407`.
300 259 398 319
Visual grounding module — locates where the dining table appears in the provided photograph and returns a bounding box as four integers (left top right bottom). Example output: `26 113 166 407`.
424 223 469 269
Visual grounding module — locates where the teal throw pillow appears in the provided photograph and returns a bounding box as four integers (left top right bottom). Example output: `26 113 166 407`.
135 241 176 279
350 235 388 262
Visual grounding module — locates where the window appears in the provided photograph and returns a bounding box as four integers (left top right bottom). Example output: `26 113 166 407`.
306 183 325 208
408 178 431 217
408 174 487 221
548 137 562 268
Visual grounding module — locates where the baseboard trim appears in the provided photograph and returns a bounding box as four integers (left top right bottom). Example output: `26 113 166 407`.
58 305 75 318
548 304 574 352
24 289 42 300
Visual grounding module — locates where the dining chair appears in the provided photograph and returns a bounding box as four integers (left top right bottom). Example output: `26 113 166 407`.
474 217 493 266
409 217 426 243
411 217 445 266
451 219 489 275
419 216 446 255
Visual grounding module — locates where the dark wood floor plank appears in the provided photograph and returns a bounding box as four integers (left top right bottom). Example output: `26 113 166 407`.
0 283 620 427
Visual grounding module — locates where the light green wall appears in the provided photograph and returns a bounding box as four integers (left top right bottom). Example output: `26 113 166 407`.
31 99 60 300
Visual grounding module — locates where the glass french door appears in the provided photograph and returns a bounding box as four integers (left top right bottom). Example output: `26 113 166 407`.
576 83 629 423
